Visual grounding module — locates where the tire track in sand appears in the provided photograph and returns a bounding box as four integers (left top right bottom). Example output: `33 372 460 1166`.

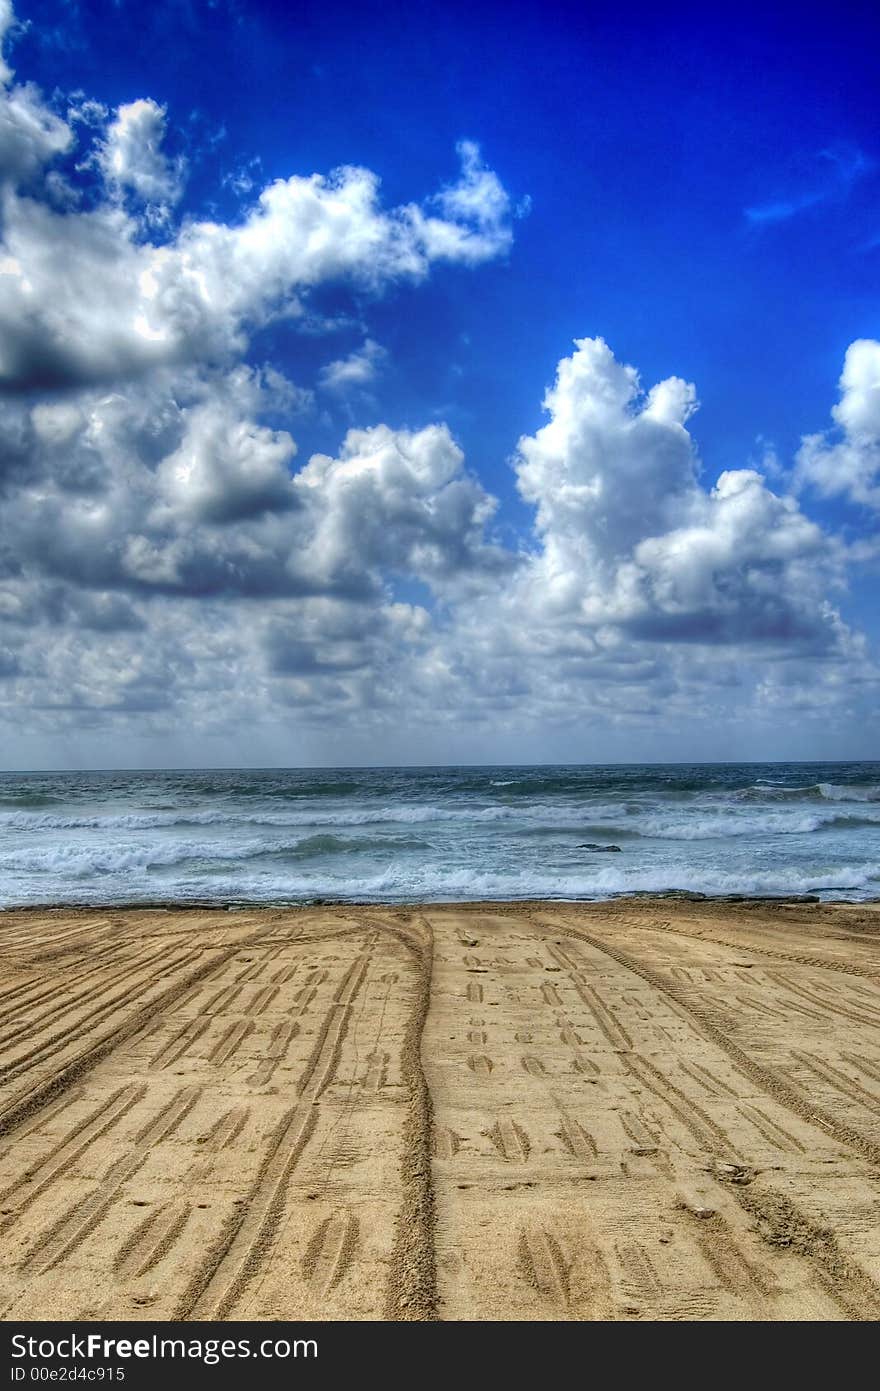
16 1086 202 1278
0 1083 146 1230
549 918 880 1167
628 919 880 984
176 942 375 1319
379 917 437 1322
0 945 208 1087
0 932 267 1142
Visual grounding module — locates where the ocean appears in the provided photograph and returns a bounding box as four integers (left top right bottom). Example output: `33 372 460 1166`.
0 762 878 909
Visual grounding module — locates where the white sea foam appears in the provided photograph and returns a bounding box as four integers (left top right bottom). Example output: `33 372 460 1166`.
0 803 532 832
1 763 877 908
737 781 880 803
2 858 875 909
634 809 880 839
817 782 880 802
0 830 436 876
0 837 277 876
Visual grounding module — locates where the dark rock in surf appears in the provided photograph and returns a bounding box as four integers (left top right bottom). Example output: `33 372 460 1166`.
577 842 622 852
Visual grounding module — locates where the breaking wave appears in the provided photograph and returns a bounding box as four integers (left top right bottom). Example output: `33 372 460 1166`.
736 781 880 803
0 831 434 877
0 804 518 832
1 760 877 908
2 859 876 908
633 810 880 839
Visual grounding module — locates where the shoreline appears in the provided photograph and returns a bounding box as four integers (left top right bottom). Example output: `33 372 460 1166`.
3 890 880 914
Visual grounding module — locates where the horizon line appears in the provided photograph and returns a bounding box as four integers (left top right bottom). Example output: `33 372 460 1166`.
1 757 878 775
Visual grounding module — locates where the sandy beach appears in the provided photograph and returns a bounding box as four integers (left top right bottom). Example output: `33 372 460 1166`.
1 897 879 1321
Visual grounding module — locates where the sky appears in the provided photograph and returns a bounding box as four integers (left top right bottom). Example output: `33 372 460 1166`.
0 0 878 769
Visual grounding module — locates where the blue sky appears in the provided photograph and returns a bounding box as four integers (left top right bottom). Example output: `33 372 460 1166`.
0 0 878 766
25 1 878 480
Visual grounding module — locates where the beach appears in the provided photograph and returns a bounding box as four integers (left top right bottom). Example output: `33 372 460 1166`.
3 0 878 1346
1 896 879 1321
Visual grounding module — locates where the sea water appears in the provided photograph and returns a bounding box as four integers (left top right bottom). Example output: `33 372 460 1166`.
0 762 878 907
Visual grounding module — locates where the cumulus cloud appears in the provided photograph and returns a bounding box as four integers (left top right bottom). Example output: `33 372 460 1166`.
96 98 185 210
0 3 873 755
0 0 15 86
0 373 509 735
293 423 506 591
510 337 839 651
795 338 880 510
0 18 72 184
154 397 298 525
319 338 387 393
386 140 516 269
430 139 513 247
0 72 516 391
0 328 874 747
515 339 701 571
0 365 507 616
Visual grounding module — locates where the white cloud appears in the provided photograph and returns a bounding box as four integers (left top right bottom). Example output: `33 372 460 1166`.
403 140 515 266
0 121 516 390
97 98 185 209
319 337 387 393
0 0 16 87
0 81 71 183
434 139 512 236
2 336 870 751
795 338 880 510
515 338 701 572
154 397 298 525
0 5 71 182
293 422 506 591
67 97 109 128
1 369 506 612
0 2 874 756
506 339 840 651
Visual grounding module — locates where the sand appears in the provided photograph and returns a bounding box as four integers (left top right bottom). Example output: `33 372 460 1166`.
0 897 879 1321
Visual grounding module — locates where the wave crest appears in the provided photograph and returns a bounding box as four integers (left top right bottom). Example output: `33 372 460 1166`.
736 782 880 803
